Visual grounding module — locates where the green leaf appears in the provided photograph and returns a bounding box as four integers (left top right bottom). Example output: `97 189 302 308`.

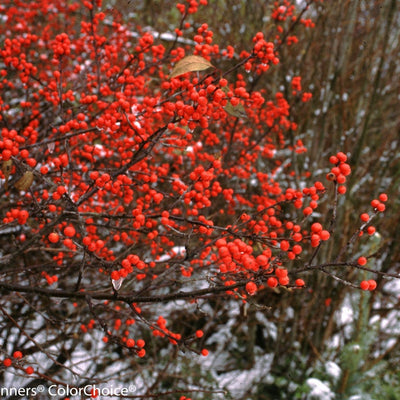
220 85 247 119
224 101 247 119
170 55 214 79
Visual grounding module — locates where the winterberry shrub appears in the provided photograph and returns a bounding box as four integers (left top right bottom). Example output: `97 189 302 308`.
0 0 398 396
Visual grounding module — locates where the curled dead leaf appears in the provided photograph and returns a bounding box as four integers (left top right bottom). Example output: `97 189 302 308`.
2 160 13 190
14 171 34 191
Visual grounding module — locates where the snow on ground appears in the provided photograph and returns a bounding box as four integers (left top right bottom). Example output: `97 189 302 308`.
213 353 274 398
306 378 335 400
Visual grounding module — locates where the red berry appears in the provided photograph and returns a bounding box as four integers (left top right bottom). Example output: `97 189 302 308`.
280 240 290 251
63 226 76 237
377 203 385 212
13 351 23 359
245 281 257 295
378 193 388 202
278 276 289 285
195 330 204 338
286 222 294 230
256 255 268 266
360 213 370 222
336 174 346 184
2 149 12 160
371 199 380 208
311 237 320 247
48 232 59 243
25 366 34 374
292 232 302 241
295 279 305 287
325 298 332 307
292 244 302 255
77 112 86 121
331 167 340 176
311 222 322 233
215 238 227 248
3 358 12 367
336 151 347 162
201 349 209 356
267 277 278 288
368 280 377 290
275 268 288 278
26 158 37 167
126 338 135 347
319 230 330 241
57 185 67 195
303 206 313 216
339 163 351 176
111 270 120 280
357 256 367 266
83 236 91 246
329 155 338 164
367 226 376 235
360 280 369 290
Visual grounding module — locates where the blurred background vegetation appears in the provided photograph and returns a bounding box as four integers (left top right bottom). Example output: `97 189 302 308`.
101 0 400 398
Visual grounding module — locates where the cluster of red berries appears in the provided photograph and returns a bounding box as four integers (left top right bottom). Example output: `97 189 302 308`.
51 33 71 59
41 271 58 285
356 192 388 291
176 0 208 15
292 76 301 91
126 338 146 357
47 225 77 254
0 128 23 161
80 319 96 333
2 351 34 375
326 152 351 194
147 315 206 356
360 280 377 291
152 316 181 345
371 193 387 212
251 32 278 70
3 208 29 224
271 3 296 22
109 253 146 283
309 222 330 247
245 273 305 296
358 193 387 236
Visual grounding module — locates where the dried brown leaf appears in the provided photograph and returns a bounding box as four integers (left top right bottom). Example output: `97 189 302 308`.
2 160 13 190
170 55 214 79
14 171 34 191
